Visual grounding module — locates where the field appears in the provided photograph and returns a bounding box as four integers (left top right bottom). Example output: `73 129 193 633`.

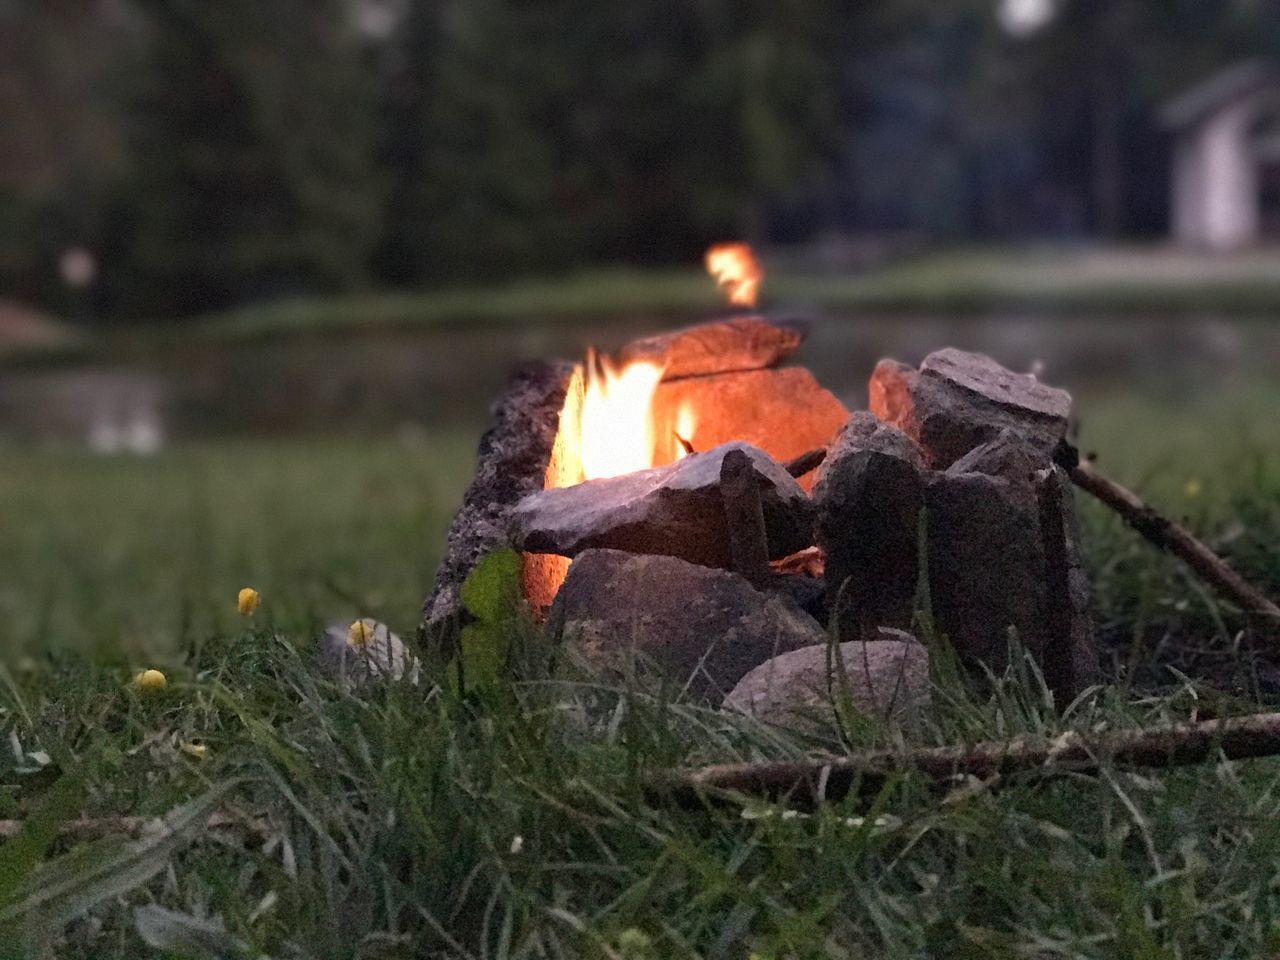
1 363 1279 956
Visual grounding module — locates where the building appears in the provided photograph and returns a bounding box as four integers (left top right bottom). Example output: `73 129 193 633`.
1162 60 1280 251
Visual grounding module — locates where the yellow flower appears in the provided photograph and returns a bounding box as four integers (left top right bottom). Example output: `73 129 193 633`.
1184 478 1203 498
134 669 167 692
347 618 375 649
181 741 208 760
237 587 262 616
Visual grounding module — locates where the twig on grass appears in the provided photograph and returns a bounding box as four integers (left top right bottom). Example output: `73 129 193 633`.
0 811 271 842
1065 454 1280 631
647 710 1280 808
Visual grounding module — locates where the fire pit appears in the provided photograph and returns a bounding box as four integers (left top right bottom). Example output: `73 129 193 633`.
423 244 1102 719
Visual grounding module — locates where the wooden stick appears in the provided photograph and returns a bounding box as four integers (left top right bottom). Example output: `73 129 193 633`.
648 710 1280 808
0 811 270 842
783 447 827 479
1069 458 1280 629
720 449 773 589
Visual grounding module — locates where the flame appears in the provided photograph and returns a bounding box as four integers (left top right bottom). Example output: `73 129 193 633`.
578 350 665 480
705 242 763 308
674 403 697 460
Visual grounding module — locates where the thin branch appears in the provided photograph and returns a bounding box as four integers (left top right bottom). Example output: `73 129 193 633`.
783 447 827 479
1069 458 1280 631
647 710 1280 808
0 811 271 842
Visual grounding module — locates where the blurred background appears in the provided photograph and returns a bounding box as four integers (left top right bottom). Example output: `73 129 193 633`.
1 0 1278 660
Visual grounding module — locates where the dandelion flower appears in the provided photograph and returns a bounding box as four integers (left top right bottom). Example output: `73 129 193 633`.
237 587 261 616
347 618 375 649
1184 478 1203 498
135 669 167 692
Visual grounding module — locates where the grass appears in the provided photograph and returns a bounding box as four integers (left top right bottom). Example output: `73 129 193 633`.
0 386 1278 956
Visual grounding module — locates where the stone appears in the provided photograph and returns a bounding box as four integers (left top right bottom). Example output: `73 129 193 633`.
724 630 931 731
1036 464 1100 696
616 315 803 381
869 348 1072 469
948 427 1044 481
653 367 849 492
423 361 575 642
925 453 1047 676
920 433 1096 702
317 620 419 691
813 412 927 637
551 549 828 704
509 441 814 569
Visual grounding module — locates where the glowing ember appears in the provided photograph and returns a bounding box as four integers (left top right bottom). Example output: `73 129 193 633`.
705 242 763 308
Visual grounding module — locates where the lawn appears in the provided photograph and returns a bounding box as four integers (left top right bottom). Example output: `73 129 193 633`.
0 380 1278 957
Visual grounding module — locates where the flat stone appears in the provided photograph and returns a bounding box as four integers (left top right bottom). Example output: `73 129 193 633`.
813 413 926 637
510 441 813 569
551 549 827 704
423 362 574 641
653 367 849 493
616 315 803 381
724 629 931 731
869 348 1072 469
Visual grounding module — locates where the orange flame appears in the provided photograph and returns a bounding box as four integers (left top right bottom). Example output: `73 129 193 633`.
550 351 699 487
578 350 665 480
705 242 763 308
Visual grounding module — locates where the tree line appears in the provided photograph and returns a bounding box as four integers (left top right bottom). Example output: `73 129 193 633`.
2 0 1277 322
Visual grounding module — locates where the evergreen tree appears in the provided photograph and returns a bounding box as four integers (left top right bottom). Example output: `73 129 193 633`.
125 0 382 315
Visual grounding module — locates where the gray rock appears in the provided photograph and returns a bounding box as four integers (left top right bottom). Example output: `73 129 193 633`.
423 362 575 642
724 630 931 731
918 433 1097 702
869 348 1072 469
925 456 1048 678
318 619 419 691
550 549 827 704
813 412 926 637
510 442 814 569
616 315 803 381
948 428 1044 481
1036 465 1100 696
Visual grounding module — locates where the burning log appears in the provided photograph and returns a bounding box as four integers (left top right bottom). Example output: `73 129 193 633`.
509 441 814 570
647 710 1280 809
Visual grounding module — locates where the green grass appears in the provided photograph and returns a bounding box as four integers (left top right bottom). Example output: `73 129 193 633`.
0 432 477 662
0 386 1278 956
